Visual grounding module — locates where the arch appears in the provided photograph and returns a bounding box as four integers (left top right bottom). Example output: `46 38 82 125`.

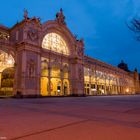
0 50 15 72
1 67 15 88
50 78 62 96
41 21 76 55
0 50 15 96
51 64 61 78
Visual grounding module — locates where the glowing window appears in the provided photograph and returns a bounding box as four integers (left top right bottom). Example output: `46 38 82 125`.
42 33 69 55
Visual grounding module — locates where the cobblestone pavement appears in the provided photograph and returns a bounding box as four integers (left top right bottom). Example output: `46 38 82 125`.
0 95 140 140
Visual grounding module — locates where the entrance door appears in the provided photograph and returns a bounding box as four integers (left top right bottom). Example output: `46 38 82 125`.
50 78 61 96
57 82 61 96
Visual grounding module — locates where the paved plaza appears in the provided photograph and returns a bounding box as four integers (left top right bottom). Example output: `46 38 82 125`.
0 95 140 140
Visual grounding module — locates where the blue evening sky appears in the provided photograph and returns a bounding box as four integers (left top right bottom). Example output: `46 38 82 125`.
0 0 140 71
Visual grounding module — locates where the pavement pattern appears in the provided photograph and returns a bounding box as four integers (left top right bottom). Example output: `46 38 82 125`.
0 95 140 140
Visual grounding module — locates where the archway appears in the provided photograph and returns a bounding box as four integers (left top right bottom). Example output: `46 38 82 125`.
50 64 61 96
0 50 15 96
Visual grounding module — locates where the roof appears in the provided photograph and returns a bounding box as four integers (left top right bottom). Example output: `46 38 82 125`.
0 24 9 31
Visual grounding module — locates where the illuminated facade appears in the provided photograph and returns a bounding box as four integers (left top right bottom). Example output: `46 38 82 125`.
0 9 140 97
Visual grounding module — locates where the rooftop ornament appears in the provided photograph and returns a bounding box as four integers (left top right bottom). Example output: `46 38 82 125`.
56 8 66 25
24 9 28 20
23 9 41 28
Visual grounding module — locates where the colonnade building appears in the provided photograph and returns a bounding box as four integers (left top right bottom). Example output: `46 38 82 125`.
0 9 140 97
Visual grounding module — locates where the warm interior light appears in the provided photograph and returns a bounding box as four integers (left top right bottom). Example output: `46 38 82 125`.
126 88 129 93
7 59 13 64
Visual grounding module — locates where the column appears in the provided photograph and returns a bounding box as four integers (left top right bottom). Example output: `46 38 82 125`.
61 79 63 96
109 79 111 94
95 70 98 94
89 75 91 95
104 78 107 95
0 72 1 88
21 50 26 91
48 67 51 96
37 53 41 95
60 69 63 96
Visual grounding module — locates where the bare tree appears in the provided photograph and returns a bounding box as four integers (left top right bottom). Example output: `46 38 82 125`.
127 18 140 41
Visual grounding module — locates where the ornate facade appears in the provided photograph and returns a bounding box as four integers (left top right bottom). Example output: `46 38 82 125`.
0 9 140 97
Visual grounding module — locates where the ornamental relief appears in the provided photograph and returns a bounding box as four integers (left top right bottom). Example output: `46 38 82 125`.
27 59 36 77
27 28 38 41
26 52 38 78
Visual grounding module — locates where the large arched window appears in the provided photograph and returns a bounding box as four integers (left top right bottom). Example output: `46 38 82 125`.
42 33 69 55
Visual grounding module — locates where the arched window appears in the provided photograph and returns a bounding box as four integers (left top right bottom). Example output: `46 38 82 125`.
42 33 69 55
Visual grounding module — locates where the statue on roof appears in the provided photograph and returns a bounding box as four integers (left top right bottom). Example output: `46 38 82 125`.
56 8 66 25
24 9 28 20
79 38 84 46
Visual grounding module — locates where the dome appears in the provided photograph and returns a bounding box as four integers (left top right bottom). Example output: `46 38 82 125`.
118 60 130 72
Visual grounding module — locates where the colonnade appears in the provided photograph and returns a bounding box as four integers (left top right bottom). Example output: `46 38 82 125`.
84 67 135 95
40 58 70 96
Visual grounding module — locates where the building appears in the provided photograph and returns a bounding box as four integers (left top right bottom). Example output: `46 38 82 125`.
0 9 140 97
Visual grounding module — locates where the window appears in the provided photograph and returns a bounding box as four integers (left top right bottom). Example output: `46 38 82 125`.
42 33 69 55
